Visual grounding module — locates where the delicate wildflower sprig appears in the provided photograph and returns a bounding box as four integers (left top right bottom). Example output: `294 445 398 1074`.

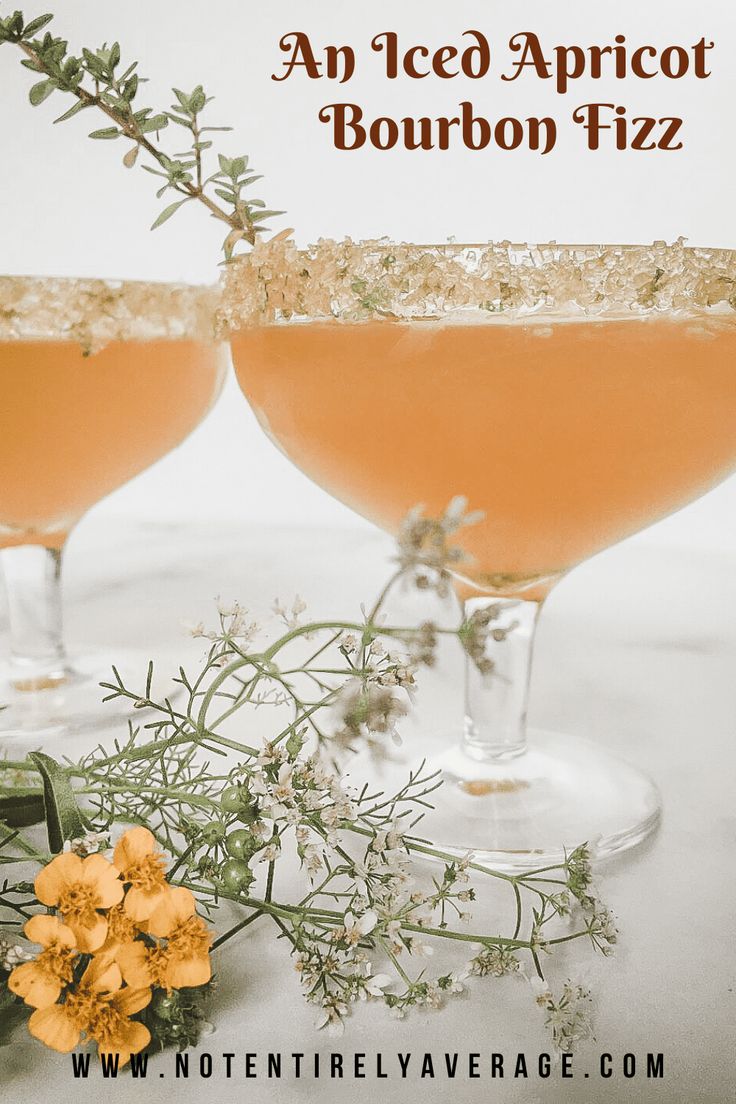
0 503 614 1056
531 978 595 1053
0 6 282 256
394 495 484 600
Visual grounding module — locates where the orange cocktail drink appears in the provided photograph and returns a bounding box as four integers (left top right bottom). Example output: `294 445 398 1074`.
231 310 736 598
0 278 225 548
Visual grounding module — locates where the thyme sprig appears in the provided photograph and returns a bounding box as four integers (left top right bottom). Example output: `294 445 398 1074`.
0 503 614 1048
0 6 282 256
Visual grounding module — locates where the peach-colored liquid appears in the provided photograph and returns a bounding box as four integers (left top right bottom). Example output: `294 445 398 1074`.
232 314 736 597
0 338 225 547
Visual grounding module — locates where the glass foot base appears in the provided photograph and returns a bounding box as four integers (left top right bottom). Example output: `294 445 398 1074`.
346 729 661 872
0 649 171 750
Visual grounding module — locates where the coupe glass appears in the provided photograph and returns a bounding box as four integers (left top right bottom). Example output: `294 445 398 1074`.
0 275 227 743
224 238 736 867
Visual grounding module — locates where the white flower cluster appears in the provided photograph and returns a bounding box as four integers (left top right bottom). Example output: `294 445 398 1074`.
250 743 357 877
295 907 388 1036
272 594 307 631
328 633 422 759
467 944 521 978
187 599 260 648
565 842 618 954
353 824 413 921
332 677 410 753
0 933 32 972
62 830 111 857
531 979 594 1053
459 602 518 677
395 496 484 598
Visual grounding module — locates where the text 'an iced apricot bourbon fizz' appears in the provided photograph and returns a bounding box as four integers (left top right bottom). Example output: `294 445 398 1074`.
225 239 736 599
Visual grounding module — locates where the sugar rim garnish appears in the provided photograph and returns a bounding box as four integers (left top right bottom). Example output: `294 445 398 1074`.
219 237 736 328
0 275 219 353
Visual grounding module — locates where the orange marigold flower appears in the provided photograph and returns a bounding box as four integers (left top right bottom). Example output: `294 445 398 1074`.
114 827 170 922
118 887 212 991
28 956 151 1067
115 941 171 991
98 902 140 960
34 852 123 953
8 915 77 1009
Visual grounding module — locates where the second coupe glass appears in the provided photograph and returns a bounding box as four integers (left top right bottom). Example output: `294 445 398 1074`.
224 237 736 867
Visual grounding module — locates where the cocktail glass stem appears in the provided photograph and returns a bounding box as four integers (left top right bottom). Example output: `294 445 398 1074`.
1 543 69 691
423 588 660 869
462 596 540 763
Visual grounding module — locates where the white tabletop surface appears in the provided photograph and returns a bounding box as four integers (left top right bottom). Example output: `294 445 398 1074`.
1 519 735 1103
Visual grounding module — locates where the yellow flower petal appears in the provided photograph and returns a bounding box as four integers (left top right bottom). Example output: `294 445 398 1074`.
114 827 156 872
81 853 124 908
28 1005 80 1053
8 961 61 1009
146 887 196 938
112 985 152 1017
98 1020 150 1068
82 956 122 994
34 852 82 906
68 912 108 954
166 954 211 989
123 884 169 923
24 913 76 950
115 943 152 989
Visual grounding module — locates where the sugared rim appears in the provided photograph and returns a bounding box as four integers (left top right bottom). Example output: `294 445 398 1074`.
0 274 219 352
219 237 736 328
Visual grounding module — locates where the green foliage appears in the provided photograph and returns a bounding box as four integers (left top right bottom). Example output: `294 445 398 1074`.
0 982 29 1048
0 5 281 255
28 751 86 853
141 982 214 1052
0 786 44 829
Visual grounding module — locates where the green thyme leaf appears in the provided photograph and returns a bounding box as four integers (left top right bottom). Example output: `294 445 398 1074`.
89 125 121 139
53 98 87 123
28 76 55 104
150 197 190 229
23 13 54 37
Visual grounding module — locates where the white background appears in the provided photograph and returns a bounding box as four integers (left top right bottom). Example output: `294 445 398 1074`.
2 0 736 550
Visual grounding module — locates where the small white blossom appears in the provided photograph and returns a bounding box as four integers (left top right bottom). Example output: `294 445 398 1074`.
273 763 296 803
256 742 287 767
273 595 307 630
446 967 469 993
529 975 553 1003
302 844 324 876
363 972 393 998
407 937 434 958
259 841 281 863
63 831 110 857
0 934 32 970
342 910 378 945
